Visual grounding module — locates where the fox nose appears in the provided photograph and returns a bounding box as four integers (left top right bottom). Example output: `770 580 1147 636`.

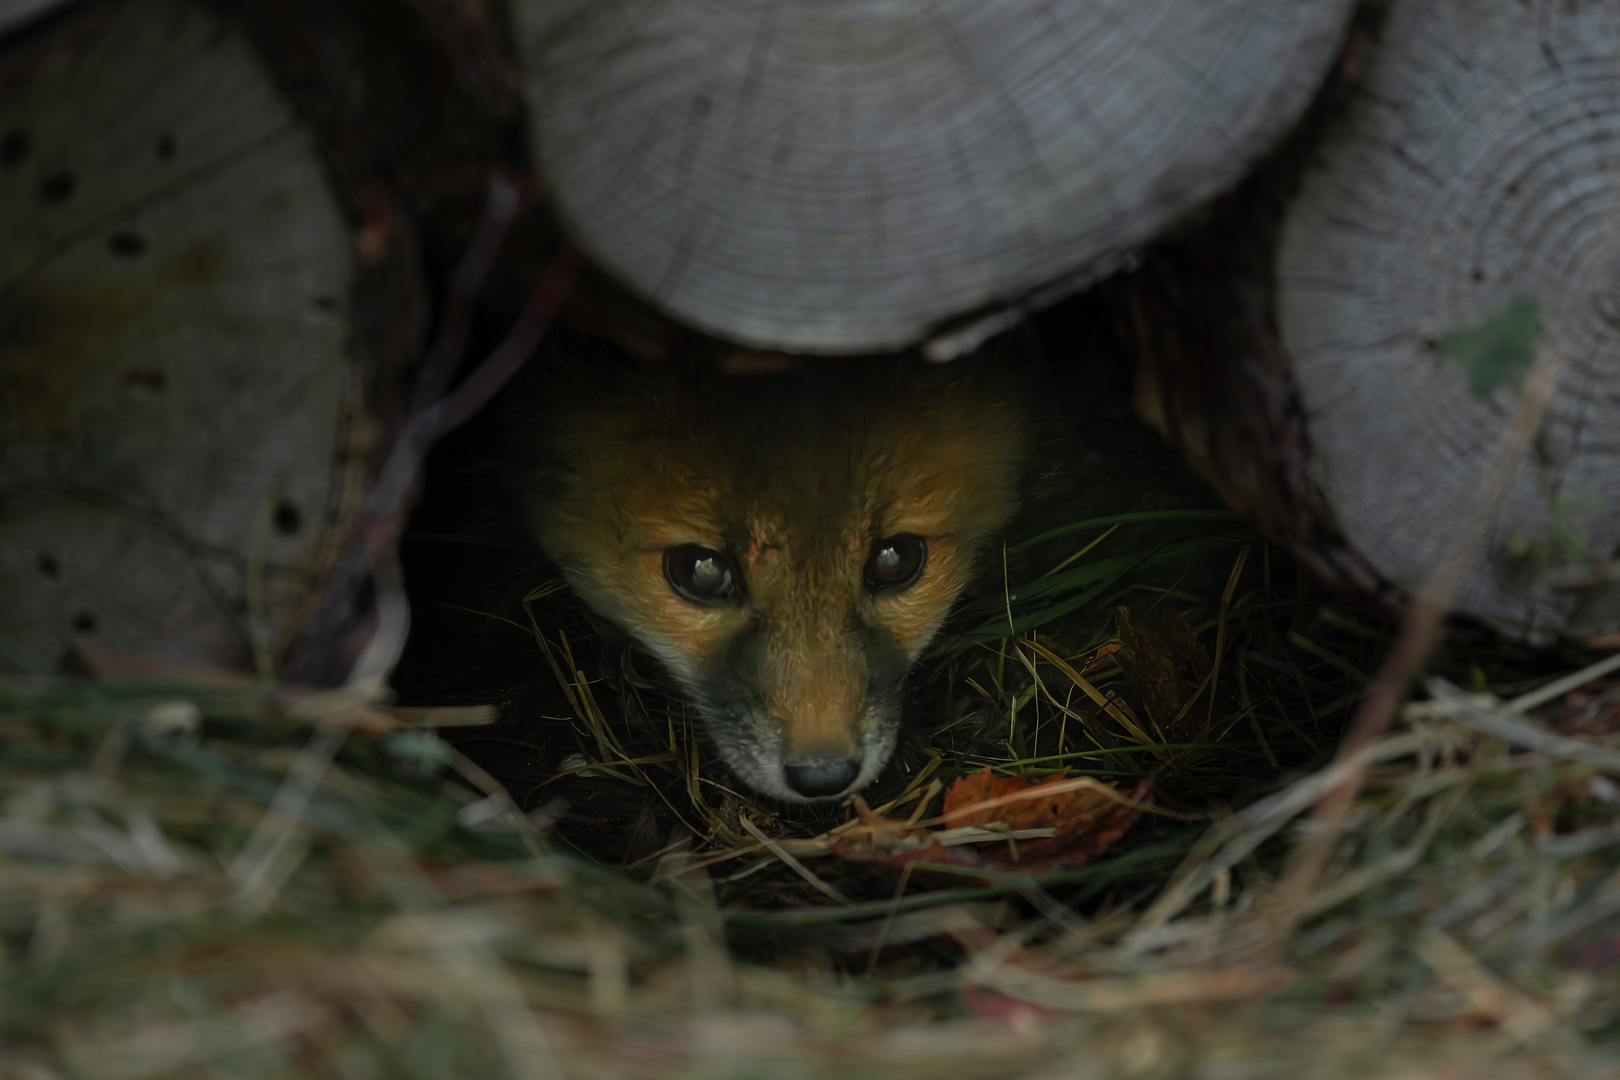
782 755 860 799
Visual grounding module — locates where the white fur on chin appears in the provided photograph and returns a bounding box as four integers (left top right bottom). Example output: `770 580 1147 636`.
717 710 899 804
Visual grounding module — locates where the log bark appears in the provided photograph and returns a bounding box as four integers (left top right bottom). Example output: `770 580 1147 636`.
0 0 74 38
511 0 1356 354
0 0 421 675
1127 0 1620 644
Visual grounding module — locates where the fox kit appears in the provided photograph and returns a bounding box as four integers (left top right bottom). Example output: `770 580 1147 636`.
507 350 1028 802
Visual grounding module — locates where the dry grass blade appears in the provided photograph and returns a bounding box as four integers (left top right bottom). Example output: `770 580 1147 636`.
1425 677 1620 772
1507 649 1620 711
1019 637 1164 757
1202 543 1251 729
4 639 1620 1077
967 963 1293 1012
1134 730 1445 933
738 816 853 904
228 722 347 910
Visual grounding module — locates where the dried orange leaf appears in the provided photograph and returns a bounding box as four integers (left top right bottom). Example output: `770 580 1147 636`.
835 770 1152 879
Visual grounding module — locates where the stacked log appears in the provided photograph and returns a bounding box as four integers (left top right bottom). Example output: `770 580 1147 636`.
1128 0 1620 643
0 0 421 675
7 0 1613 663
511 0 1357 354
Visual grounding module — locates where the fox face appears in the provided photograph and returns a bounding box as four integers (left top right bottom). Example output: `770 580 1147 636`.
509 352 1028 802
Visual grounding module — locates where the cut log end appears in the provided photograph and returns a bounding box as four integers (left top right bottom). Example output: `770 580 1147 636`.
1279 0 1620 643
1128 0 1620 645
0 0 414 675
515 0 1356 353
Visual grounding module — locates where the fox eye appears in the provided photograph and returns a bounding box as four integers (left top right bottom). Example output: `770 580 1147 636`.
663 545 738 605
865 534 926 592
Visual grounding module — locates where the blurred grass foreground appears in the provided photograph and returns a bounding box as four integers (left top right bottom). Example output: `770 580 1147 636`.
3 515 1620 1079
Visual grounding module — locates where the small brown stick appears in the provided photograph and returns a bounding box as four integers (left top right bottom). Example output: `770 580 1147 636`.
409 173 527 413
1261 333 1570 948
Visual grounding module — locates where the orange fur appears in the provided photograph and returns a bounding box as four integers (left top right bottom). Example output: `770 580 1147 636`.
508 351 1029 801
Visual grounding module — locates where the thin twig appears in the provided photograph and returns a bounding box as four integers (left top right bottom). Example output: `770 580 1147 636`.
290 208 581 683
1262 331 1569 947
409 174 527 413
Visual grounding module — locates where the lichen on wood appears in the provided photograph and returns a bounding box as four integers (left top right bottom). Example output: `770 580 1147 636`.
1276 0 1620 642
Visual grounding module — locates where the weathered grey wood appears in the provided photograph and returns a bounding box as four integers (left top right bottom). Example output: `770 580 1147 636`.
1277 0 1620 643
513 0 1355 354
0 0 75 37
0 0 376 673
